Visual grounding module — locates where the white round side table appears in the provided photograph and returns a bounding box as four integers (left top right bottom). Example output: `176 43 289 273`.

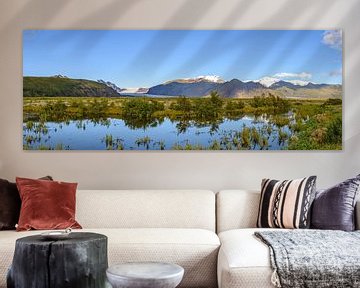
106 262 184 288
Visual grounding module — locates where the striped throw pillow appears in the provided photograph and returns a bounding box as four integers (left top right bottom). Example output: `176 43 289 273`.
257 176 317 229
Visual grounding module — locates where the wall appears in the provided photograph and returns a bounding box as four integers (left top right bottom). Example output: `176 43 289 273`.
0 0 359 190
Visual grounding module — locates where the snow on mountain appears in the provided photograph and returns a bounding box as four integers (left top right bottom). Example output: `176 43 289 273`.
52 74 68 79
286 79 310 86
120 87 149 94
165 75 225 84
195 75 225 83
252 77 280 88
250 77 310 87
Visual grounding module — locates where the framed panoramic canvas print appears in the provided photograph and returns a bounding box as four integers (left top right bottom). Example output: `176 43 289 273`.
23 30 342 150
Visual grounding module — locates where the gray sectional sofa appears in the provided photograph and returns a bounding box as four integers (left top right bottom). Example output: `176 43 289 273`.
0 189 359 288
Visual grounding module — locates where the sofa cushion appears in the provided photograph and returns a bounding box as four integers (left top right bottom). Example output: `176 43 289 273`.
0 179 20 231
0 176 53 230
217 228 277 288
0 228 220 288
16 177 81 231
311 174 360 231
257 176 317 229
76 190 216 231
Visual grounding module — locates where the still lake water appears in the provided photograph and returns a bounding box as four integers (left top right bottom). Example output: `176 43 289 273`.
23 116 290 150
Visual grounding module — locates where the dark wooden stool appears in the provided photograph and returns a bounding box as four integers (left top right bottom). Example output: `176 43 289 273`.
7 232 108 288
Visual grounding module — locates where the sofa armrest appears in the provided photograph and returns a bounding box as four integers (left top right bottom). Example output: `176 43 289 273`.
356 200 360 230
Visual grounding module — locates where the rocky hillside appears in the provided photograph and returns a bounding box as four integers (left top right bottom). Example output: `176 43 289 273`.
147 81 222 97
215 79 264 98
24 76 121 97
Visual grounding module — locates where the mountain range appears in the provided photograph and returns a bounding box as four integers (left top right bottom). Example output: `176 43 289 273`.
23 75 342 99
146 76 341 98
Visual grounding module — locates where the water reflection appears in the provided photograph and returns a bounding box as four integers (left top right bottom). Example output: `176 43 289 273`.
23 114 291 150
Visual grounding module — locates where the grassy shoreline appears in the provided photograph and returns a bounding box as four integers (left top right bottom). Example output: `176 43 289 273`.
23 94 342 150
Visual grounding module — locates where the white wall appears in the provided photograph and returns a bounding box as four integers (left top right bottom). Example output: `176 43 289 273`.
0 0 359 190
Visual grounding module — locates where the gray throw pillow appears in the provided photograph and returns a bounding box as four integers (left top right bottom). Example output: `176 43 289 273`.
311 174 360 231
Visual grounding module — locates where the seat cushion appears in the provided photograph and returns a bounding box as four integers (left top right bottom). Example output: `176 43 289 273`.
0 228 220 288
218 228 280 288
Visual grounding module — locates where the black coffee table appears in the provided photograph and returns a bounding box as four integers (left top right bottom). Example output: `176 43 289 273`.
7 232 108 288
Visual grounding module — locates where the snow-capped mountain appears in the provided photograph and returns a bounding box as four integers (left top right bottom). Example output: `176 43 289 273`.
252 77 280 88
147 76 338 98
165 75 225 84
193 75 225 83
286 79 310 86
250 77 310 88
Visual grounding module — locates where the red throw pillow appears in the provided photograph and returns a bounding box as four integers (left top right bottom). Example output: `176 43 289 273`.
0 176 53 230
16 177 82 231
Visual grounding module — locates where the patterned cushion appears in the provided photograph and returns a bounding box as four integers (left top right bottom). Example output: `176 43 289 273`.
257 176 317 229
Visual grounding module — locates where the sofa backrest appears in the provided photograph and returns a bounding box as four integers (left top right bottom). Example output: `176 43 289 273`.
216 190 260 233
217 190 360 232
76 190 216 231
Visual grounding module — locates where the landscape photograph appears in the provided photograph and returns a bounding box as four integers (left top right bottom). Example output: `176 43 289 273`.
23 30 342 150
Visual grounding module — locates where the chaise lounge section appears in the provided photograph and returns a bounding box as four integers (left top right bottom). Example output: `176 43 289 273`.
216 189 360 288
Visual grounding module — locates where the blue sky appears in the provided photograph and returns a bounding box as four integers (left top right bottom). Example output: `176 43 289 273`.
23 30 342 87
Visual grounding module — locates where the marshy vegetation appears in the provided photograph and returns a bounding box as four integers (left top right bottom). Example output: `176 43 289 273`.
23 92 342 150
